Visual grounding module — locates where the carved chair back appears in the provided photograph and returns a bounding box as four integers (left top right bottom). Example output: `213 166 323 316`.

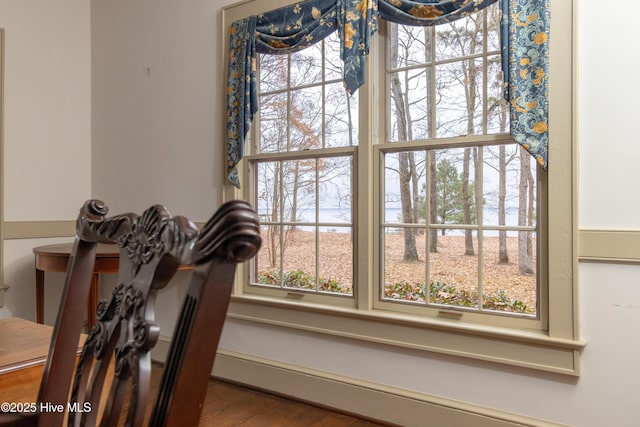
35 199 261 426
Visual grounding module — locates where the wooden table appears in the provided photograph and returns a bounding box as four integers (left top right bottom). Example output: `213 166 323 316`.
33 243 119 330
0 317 86 406
33 243 192 330
0 317 53 403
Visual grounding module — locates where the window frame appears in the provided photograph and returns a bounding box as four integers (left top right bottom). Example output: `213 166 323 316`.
372 141 546 331
245 147 358 307
222 0 582 375
374 12 545 328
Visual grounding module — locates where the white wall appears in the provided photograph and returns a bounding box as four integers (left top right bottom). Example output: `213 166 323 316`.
0 0 91 221
0 0 91 319
90 0 224 220
578 1 640 229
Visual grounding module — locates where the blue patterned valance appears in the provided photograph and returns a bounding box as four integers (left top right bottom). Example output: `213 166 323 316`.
501 0 550 169
226 0 550 187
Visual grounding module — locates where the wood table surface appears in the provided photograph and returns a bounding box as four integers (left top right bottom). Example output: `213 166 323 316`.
33 242 193 330
0 317 53 403
33 243 120 331
0 317 87 406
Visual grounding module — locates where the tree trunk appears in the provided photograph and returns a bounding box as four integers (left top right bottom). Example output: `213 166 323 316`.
269 163 281 269
498 145 509 263
290 161 299 231
423 27 438 253
399 152 419 261
429 151 438 252
461 44 478 256
474 146 481 229
518 147 534 274
409 153 419 229
462 148 474 255
390 24 419 262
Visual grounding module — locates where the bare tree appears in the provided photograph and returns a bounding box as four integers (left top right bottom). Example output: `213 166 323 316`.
437 14 483 256
390 24 419 261
518 146 534 274
429 151 438 253
498 145 509 263
462 148 474 255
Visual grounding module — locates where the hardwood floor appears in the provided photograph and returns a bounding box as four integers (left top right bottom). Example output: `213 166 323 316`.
120 365 389 426
1 320 384 425
197 378 388 426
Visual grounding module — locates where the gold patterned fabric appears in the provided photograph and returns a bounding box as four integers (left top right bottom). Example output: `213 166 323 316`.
226 0 550 187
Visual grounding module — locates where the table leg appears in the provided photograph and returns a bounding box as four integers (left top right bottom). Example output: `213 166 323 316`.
87 273 100 331
36 269 44 324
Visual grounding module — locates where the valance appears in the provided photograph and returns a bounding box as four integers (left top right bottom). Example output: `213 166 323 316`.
226 0 550 187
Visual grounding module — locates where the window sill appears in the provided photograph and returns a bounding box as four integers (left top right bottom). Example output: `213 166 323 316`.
228 294 585 376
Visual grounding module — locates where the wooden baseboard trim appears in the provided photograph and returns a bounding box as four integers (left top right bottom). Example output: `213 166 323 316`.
152 337 565 427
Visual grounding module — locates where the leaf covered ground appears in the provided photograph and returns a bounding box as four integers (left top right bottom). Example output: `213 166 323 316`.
257 230 536 313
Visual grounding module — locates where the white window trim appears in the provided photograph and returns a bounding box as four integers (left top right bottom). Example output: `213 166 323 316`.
222 0 583 375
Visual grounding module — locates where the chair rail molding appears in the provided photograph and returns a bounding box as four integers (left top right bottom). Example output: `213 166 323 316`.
3 221 76 240
578 229 640 264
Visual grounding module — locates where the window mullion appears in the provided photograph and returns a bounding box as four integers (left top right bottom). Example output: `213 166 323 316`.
477 148 485 312
429 26 437 139
425 149 432 307
482 8 489 135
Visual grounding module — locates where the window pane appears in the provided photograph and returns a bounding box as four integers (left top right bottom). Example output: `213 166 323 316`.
432 148 478 226
486 55 509 134
259 35 358 152
481 232 536 314
389 68 430 142
252 156 354 299
290 43 322 87
319 228 353 295
383 226 426 303
283 226 317 290
284 159 317 223
381 144 537 316
325 82 359 147
259 53 288 93
436 59 483 138
259 92 288 153
392 25 433 67
482 145 536 228
324 31 343 81
435 14 485 61
290 86 323 150
318 156 352 223
257 224 283 286
384 151 427 225
256 161 281 222
387 4 506 142
428 230 479 309
487 4 502 53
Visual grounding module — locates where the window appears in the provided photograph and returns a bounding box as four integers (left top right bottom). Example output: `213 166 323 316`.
248 3 540 327
249 32 357 306
376 12 544 329
223 0 581 374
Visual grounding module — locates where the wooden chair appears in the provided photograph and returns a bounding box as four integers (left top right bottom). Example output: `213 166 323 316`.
0 199 261 426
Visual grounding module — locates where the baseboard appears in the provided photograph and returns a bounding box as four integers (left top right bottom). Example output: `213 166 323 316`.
152 337 565 427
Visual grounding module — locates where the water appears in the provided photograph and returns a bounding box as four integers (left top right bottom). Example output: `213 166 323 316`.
260 207 528 236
